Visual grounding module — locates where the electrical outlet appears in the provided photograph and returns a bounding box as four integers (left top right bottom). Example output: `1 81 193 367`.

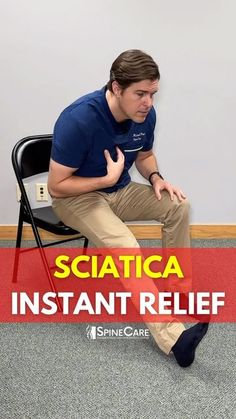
16 183 28 201
36 183 48 201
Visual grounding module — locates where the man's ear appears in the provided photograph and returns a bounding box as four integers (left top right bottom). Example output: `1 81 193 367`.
112 80 122 97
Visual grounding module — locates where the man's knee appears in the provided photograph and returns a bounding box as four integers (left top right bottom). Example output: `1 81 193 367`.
178 198 190 218
165 197 190 224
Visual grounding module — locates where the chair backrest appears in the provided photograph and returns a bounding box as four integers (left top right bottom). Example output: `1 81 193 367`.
12 134 53 180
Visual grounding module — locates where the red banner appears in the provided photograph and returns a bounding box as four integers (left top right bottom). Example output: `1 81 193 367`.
0 248 235 322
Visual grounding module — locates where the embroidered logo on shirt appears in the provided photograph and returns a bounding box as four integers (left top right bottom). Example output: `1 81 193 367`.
132 132 145 141
123 132 145 152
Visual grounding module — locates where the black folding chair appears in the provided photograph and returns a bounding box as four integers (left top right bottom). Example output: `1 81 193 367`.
11 134 89 309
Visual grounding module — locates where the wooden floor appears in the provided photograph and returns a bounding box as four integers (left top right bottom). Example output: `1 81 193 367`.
1 224 236 240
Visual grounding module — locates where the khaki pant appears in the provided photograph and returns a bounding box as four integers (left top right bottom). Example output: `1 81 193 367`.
52 181 190 354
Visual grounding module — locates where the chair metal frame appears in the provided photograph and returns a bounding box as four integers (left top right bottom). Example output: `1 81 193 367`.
11 134 89 310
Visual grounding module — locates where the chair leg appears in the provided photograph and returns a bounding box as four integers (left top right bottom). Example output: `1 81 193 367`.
83 237 89 255
30 224 62 312
12 207 24 283
35 245 63 312
13 215 63 312
24 214 62 312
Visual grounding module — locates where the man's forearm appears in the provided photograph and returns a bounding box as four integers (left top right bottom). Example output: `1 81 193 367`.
135 152 159 181
48 174 112 198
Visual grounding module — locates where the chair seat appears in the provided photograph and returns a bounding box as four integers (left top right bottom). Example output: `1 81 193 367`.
23 206 81 236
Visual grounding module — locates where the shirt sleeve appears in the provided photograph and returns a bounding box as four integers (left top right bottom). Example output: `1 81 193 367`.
51 110 91 168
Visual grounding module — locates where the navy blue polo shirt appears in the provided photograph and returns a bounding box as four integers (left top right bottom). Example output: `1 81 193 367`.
51 87 156 193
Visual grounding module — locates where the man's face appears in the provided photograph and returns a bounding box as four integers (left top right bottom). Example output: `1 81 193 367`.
115 79 159 123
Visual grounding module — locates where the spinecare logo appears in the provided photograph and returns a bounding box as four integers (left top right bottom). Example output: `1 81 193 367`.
86 325 97 340
86 325 150 340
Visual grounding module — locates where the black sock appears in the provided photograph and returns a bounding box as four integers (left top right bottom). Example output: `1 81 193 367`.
171 323 209 368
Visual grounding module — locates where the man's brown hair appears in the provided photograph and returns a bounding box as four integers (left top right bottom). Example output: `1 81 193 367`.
107 49 160 92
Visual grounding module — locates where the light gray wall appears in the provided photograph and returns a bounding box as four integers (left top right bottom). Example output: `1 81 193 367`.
1 0 235 225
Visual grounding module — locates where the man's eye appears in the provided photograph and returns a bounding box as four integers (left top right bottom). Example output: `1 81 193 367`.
137 93 144 97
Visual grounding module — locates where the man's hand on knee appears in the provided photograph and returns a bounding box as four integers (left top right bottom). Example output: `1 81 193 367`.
152 177 186 201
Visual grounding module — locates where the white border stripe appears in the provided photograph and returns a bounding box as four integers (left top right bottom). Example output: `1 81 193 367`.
124 146 144 152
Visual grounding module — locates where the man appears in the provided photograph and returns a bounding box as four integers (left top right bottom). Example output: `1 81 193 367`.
48 49 208 367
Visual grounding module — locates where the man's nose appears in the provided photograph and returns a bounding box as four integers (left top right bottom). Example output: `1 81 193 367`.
143 95 153 108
